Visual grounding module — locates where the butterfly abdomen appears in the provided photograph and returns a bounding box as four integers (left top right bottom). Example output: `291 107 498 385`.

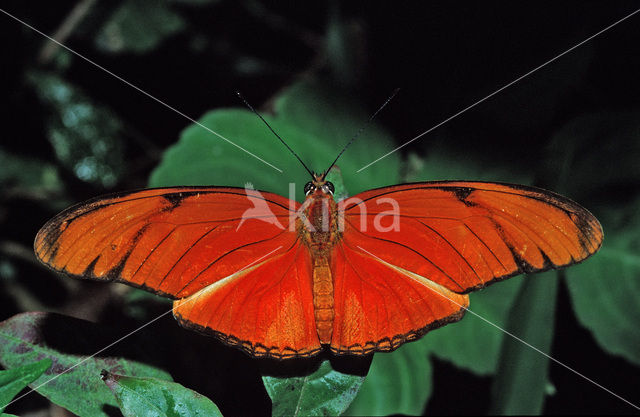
298 192 341 345
312 256 334 344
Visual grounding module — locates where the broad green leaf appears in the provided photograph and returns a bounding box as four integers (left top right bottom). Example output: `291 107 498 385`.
102 370 222 417
149 108 305 195
490 271 558 414
27 72 125 187
273 79 400 197
421 277 524 375
96 0 185 53
0 312 172 417
565 199 640 365
345 342 432 416
150 79 398 201
0 359 52 412
263 360 364 417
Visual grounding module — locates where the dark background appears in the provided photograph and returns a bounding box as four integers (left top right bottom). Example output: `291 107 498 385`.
1 1 639 415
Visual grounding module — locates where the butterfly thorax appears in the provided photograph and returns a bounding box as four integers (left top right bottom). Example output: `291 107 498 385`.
297 188 339 344
298 190 340 256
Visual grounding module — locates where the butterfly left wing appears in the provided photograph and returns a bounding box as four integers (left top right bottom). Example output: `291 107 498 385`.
35 186 321 358
329 181 603 354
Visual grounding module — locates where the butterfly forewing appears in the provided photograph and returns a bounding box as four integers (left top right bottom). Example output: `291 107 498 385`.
341 181 603 294
35 187 297 296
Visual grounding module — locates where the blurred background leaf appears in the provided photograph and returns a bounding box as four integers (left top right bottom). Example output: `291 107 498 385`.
27 72 125 188
565 199 640 366
345 340 432 416
490 271 558 415
421 278 524 376
541 109 640 198
150 79 399 201
0 149 62 196
95 0 185 54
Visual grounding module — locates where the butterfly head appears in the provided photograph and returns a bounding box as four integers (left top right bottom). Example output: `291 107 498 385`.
304 173 335 196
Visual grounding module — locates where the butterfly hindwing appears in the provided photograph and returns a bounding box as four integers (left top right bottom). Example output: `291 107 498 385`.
174 243 321 358
330 240 469 355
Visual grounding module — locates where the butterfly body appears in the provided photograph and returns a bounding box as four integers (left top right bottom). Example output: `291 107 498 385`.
300 178 341 345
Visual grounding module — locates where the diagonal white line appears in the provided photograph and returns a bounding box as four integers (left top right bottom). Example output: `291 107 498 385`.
4 245 283 409
356 245 640 411
0 8 283 173
357 7 640 173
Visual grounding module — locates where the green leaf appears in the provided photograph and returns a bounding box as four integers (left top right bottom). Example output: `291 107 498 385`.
0 312 172 417
490 271 558 414
96 0 185 53
421 277 524 375
273 80 400 197
0 359 52 412
149 79 399 201
263 360 364 417
565 199 640 365
102 370 222 417
27 72 125 187
345 342 432 416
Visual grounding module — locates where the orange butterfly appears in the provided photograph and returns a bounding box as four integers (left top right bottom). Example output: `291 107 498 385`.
34 169 602 359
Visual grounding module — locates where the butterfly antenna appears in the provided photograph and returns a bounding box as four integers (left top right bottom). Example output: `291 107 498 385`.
323 88 400 179
236 91 315 178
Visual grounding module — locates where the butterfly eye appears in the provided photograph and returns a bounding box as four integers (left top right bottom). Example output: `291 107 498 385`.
323 182 335 195
304 182 315 195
